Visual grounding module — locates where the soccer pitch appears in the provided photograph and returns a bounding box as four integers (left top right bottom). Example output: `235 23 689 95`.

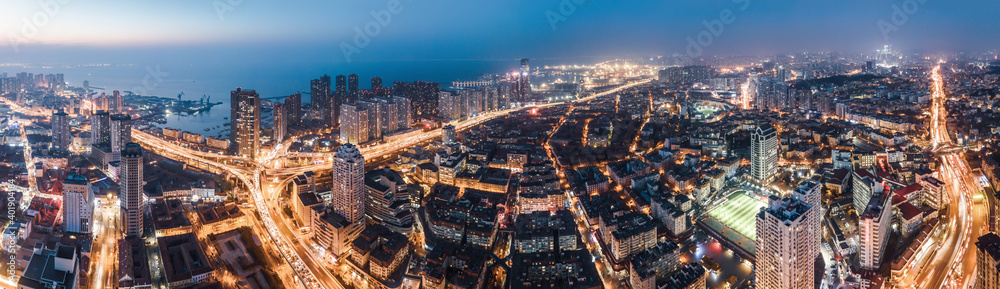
707 192 767 241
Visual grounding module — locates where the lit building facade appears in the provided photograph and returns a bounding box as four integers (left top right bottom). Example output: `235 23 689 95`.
755 196 819 289
62 174 93 234
751 124 778 183
120 143 145 238
231 88 261 159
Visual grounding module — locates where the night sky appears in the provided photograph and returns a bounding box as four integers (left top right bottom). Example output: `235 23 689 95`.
3 0 1000 64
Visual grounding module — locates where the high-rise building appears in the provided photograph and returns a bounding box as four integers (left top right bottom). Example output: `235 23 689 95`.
657 66 713 84
364 168 413 231
348 74 359 100
975 233 1000 289
359 99 382 141
62 174 93 234
520 58 531 100
340 103 370 144
755 196 819 289
392 95 411 129
311 75 333 125
231 88 261 159
111 90 123 113
792 178 823 264
120 143 144 238
438 91 456 120
371 76 382 90
374 96 399 134
852 168 884 214
336 75 347 97
859 189 891 270
335 75 347 124
442 125 456 144
51 109 70 151
110 114 132 162
91 110 111 147
273 102 286 142
393 81 440 120
751 124 778 183
286 92 302 125
792 179 822 212
332 143 366 225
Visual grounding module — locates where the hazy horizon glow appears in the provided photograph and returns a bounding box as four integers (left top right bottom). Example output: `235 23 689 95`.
3 0 1000 63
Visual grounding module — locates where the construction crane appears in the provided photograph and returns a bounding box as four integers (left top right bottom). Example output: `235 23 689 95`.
177 92 185 101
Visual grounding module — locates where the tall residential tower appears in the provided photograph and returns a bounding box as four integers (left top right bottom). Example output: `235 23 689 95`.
751 124 778 183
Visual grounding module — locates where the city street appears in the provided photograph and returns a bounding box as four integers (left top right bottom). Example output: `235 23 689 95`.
894 64 988 289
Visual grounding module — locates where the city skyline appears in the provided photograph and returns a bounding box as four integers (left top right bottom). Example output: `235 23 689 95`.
2 2 1000 289
5 1 1000 65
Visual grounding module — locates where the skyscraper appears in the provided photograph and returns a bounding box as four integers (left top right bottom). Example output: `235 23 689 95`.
62 174 93 234
393 81 439 120
111 90 123 113
332 143 366 225
976 233 1000 289
438 91 456 120
442 124 456 144
852 168 884 214
371 76 382 90
751 124 778 183
231 88 261 159
273 102 286 142
110 114 132 162
311 75 332 125
340 103 370 144
120 143 144 238
359 99 382 141
374 96 399 134
286 92 302 125
755 196 819 289
51 109 70 151
520 58 531 100
91 110 111 147
335 75 347 124
859 188 891 270
393 95 411 129
348 74 359 100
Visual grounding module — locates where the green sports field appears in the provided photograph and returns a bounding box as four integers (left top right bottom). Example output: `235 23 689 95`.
702 191 768 255
707 191 767 242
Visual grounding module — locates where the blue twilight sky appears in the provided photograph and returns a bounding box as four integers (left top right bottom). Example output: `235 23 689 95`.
2 0 1000 65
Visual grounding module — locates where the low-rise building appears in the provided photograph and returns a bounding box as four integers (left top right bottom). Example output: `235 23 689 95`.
158 233 215 288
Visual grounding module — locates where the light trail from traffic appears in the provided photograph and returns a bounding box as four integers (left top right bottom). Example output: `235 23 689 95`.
895 64 986 289
2 78 649 289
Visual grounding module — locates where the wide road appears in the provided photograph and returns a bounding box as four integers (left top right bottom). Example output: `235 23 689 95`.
89 202 120 289
895 64 987 289
3 78 650 289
